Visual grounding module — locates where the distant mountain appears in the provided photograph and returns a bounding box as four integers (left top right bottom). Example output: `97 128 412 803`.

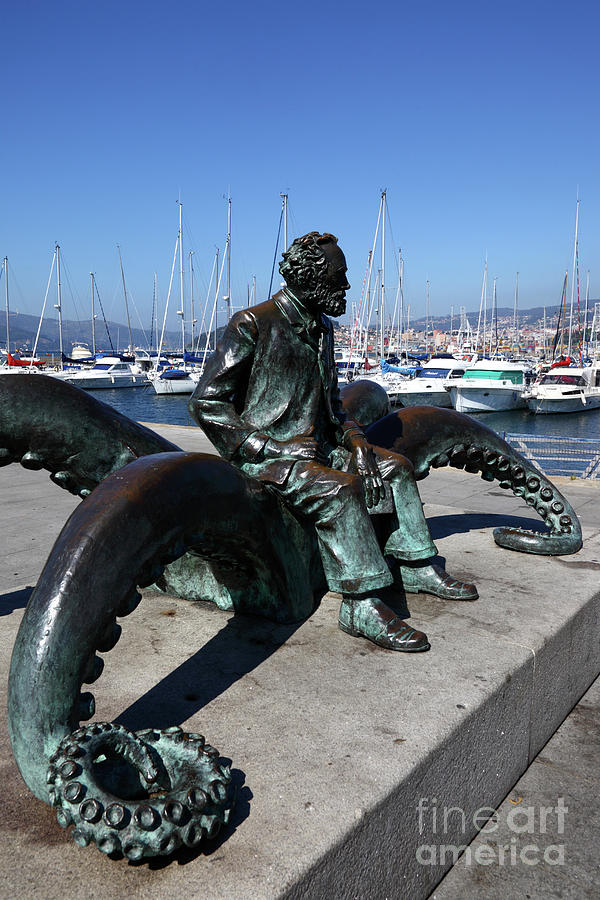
412 302 599 331
0 312 207 354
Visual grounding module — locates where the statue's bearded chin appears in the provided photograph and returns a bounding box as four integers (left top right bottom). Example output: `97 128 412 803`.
304 279 347 317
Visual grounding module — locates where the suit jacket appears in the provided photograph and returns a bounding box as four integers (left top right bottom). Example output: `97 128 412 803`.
190 290 351 484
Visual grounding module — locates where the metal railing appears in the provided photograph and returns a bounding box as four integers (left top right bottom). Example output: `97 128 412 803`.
503 432 600 479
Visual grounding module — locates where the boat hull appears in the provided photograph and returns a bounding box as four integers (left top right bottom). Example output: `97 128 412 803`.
449 386 527 413
527 392 600 414
396 387 452 408
151 376 198 395
48 372 148 389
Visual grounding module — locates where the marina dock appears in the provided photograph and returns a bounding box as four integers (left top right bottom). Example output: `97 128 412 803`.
1 423 599 898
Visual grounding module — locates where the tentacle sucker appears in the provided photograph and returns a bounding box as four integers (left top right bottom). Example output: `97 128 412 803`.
48 723 231 858
9 452 295 857
0 374 179 496
364 405 583 556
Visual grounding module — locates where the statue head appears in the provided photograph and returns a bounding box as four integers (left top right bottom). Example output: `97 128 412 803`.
279 232 350 317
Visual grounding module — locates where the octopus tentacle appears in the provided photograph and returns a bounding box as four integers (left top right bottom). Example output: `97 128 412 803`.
4 374 583 861
364 405 582 556
9 452 306 857
0 374 180 495
48 723 230 858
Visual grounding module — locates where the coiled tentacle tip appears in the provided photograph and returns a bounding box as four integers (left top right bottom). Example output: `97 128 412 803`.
493 526 582 556
49 723 232 859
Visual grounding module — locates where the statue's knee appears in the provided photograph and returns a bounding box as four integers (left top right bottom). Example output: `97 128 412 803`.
382 453 415 482
332 472 364 501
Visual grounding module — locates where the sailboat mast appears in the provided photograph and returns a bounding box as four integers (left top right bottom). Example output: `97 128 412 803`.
152 273 158 351
178 202 185 354
3 257 9 354
476 256 487 354
214 247 219 349
225 197 232 322
483 258 488 356
117 245 134 352
557 271 568 357
280 193 288 252
492 276 498 353
380 189 386 360
189 251 195 349
584 270 590 359
399 250 404 360
90 272 96 356
425 280 430 355
55 244 64 366
568 196 579 357
365 250 372 360
543 306 547 358
513 272 519 354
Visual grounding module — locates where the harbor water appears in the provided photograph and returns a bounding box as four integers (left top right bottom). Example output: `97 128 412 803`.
100 384 600 441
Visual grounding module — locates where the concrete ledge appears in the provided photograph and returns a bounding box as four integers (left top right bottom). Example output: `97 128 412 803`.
1 457 599 898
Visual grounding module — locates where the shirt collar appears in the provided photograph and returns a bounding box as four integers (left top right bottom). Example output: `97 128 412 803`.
276 288 329 337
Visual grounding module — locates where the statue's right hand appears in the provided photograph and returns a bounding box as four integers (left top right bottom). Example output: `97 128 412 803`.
264 436 326 462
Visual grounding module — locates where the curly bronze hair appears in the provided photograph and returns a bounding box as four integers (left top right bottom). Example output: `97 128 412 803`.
279 232 339 288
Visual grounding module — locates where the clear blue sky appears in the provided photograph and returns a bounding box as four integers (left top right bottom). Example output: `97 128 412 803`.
2 0 599 338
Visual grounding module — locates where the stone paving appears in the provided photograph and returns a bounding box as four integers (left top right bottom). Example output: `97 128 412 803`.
0 422 598 898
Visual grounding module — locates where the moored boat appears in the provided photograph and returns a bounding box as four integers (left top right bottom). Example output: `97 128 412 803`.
148 366 202 395
393 355 470 408
47 356 148 389
525 362 600 414
448 359 533 413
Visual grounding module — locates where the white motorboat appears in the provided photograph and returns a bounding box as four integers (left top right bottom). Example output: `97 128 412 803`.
448 360 533 413
134 349 171 373
393 356 470 408
355 357 418 406
525 362 600 414
335 348 377 384
148 366 202 395
70 342 94 361
48 356 148 389
359 371 410 405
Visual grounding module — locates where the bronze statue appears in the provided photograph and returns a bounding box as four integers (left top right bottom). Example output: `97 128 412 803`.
1 235 582 860
189 232 477 653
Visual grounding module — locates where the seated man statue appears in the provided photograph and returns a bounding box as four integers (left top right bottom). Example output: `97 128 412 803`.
189 232 476 652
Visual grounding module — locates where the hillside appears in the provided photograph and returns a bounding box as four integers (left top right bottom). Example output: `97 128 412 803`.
413 302 599 331
1 312 207 354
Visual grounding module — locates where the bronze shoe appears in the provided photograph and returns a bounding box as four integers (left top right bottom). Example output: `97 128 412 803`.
398 562 478 601
338 596 430 652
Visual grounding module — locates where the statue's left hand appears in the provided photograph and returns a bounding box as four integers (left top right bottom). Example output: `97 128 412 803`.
348 438 385 508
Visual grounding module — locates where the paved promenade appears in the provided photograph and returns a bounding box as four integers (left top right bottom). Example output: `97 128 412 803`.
1 422 598 898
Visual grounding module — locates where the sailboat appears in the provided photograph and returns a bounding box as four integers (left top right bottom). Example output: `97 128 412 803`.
149 202 211 395
0 257 46 374
525 198 600 413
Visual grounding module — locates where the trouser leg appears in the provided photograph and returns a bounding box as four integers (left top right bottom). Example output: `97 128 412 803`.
274 460 393 594
352 447 438 562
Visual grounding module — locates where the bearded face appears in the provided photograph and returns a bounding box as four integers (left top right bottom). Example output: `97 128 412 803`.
303 278 348 317
281 236 350 317
300 242 350 317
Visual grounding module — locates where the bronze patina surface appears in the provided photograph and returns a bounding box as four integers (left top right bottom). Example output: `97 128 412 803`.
1 233 582 861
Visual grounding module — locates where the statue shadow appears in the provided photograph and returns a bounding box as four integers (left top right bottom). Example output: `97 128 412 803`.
0 586 33 617
116 612 302 733
381 512 548 621
426 511 547 541
140 757 252 869
115 610 303 866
